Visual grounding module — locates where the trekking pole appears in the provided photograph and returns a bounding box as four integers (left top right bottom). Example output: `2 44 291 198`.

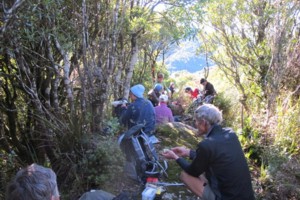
156 160 168 177
156 182 185 187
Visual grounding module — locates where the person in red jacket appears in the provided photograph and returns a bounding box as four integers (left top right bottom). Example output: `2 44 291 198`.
185 86 200 100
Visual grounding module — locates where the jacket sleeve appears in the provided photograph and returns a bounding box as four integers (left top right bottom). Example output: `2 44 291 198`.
176 145 209 177
119 105 132 126
168 109 174 122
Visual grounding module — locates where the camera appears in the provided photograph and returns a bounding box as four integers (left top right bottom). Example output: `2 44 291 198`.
111 99 128 107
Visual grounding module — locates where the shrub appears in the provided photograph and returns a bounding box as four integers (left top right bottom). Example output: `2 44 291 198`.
238 117 264 166
274 98 300 155
213 92 233 127
72 137 125 196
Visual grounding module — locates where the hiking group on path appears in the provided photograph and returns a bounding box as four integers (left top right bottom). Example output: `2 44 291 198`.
116 73 254 200
5 73 255 200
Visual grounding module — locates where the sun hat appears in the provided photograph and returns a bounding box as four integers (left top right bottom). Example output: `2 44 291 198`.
130 84 145 98
154 84 163 92
159 94 168 102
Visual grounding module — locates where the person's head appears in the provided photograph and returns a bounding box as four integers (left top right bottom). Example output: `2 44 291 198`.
157 73 164 83
159 94 168 103
130 84 145 100
184 87 192 94
154 84 163 92
200 78 207 86
194 104 223 135
6 163 59 200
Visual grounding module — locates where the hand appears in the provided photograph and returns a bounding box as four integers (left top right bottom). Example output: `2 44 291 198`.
161 149 179 160
171 147 190 157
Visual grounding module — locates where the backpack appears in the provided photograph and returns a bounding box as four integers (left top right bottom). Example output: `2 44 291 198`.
118 124 168 183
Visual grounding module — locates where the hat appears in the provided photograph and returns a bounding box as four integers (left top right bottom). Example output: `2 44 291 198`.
154 84 163 92
130 84 145 98
159 94 168 102
200 78 206 84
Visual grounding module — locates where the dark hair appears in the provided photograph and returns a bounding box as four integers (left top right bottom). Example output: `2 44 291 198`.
200 78 206 84
185 87 192 92
157 73 164 79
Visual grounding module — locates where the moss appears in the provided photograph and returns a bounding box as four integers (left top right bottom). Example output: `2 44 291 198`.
155 122 202 184
156 122 199 149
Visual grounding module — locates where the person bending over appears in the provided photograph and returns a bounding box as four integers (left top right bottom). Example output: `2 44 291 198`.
162 104 254 200
184 86 200 100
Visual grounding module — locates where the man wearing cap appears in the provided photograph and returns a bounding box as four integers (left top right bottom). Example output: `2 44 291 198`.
154 94 174 125
119 84 156 136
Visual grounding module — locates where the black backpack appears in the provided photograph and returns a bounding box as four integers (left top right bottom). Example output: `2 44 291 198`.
118 124 168 183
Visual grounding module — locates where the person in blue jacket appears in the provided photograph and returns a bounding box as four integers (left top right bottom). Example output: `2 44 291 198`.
119 84 156 136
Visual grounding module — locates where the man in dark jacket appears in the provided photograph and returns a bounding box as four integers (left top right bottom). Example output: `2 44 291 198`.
120 84 156 136
200 78 216 103
148 83 163 107
162 104 254 200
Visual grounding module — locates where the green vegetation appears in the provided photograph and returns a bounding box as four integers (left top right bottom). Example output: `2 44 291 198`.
1 0 299 199
170 67 300 199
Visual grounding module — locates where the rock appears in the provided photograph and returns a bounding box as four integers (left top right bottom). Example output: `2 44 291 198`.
79 190 115 200
155 122 199 149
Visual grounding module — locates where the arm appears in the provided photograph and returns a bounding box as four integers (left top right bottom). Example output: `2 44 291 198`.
205 83 216 96
189 150 197 160
149 90 159 105
119 104 133 126
169 115 174 122
162 145 209 177
168 109 174 122
179 145 209 177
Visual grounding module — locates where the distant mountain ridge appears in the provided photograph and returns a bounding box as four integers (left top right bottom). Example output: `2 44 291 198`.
168 56 213 73
164 40 214 73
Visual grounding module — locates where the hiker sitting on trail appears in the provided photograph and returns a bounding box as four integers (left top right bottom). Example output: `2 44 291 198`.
200 78 217 103
148 83 163 107
162 104 255 200
119 84 156 136
154 94 174 125
184 86 200 100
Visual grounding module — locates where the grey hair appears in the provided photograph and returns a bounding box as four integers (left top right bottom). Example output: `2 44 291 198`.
6 163 59 200
194 104 223 125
